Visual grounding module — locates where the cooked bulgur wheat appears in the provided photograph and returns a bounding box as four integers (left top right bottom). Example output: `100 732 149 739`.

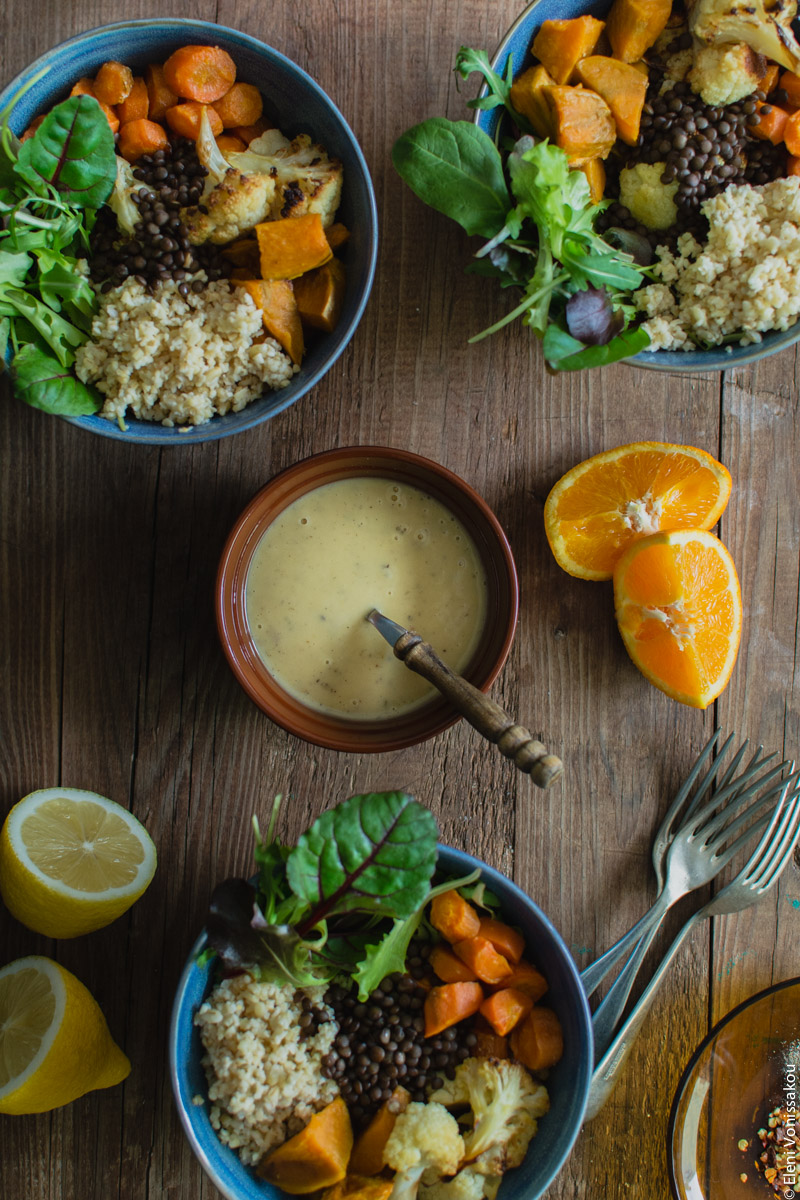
74 276 298 427
194 974 339 1166
637 177 800 351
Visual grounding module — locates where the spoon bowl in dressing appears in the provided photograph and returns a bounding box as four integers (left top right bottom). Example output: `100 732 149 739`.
216 446 519 752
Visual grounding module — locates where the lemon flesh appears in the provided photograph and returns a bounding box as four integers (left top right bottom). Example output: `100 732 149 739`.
0 956 130 1114
0 788 157 938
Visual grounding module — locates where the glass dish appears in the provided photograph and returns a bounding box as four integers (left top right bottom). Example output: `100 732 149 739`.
668 977 800 1200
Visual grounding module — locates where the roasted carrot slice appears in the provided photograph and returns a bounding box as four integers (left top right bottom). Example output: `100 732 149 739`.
472 1017 510 1059
70 77 96 98
117 76 149 124
509 1006 564 1070
232 117 271 144
430 891 481 943
429 943 478 984
452 936 512 986
479 987 534 1037
165 101 223 140
145 63 178 121
423 982 484 1037
163 44 236 103
213 81 263 128
216 133 247 154
118 118 170 163
477 917 525 965
93 60 134 106
487 959 548 1001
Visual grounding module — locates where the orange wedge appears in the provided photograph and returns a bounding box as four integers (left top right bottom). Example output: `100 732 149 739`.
544 442 732 580
613 529 742 709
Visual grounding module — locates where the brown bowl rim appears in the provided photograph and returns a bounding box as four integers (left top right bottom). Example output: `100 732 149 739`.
215 446 519 752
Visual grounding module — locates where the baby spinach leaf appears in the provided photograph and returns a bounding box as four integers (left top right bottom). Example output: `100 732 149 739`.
543 322 651 370
289 791 438 930
2 288 84 366
392 118 510 238
11 342 100 414
15 96 116 208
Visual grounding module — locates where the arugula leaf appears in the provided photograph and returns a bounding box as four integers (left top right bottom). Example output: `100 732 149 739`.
454 47 536 137
0 317 10 362
15 96 116 208
38 255 96 328
11 342 101 414
351 869 481 999
392 118 510 238
289 792 438 931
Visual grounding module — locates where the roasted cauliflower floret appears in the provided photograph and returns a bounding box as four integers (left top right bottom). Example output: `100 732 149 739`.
619 161 679 231
687 0 800 72
383 1102 465 1200
108 156 141 237
230 130 343 227
689 41 766 104
182 169 275 244
419 1168 487 1200
430 1058 549 1178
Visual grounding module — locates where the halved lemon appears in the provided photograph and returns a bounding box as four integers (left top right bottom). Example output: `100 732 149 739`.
0 788 157 938
613 529 742 709
0 955 130 1114
544 442 732 581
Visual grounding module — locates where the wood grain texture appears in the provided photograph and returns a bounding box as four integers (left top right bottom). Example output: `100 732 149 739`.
1 1 799 1198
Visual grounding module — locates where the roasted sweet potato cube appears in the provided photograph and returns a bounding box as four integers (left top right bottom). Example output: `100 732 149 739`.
234 279 304 365
544 85 616 160
509 64 557 137
532 16 605 84
256 213 333 280
293 259 346 333
605 0 672 63
574 56 648 145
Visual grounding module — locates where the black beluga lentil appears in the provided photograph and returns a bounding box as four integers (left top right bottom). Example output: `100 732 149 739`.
321 955 478 1130
88 136 232 294
599 53 787 250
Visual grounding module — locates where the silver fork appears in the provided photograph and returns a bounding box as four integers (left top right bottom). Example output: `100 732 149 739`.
581 733 789 999
585 777 800 1119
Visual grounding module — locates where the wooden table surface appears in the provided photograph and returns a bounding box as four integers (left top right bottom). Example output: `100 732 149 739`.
2 2 799 1197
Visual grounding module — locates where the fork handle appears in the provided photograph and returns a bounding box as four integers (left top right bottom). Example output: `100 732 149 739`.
580 888 670 996
585 914 699 1120
590 917 664 1062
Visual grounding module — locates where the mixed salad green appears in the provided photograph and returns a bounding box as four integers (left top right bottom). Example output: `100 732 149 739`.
0 77 116 415
203 791 493 1000
392 47 652 370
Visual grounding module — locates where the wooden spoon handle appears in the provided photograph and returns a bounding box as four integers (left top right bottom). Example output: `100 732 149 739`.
392 631 563 789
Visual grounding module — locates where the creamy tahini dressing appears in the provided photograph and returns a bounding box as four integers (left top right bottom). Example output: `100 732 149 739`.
245 478 488 719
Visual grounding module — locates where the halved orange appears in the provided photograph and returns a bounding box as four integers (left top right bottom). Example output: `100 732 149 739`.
613 529 742 709
544 442 732 580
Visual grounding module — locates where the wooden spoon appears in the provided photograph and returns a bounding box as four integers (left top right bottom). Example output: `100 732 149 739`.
367 609 563 788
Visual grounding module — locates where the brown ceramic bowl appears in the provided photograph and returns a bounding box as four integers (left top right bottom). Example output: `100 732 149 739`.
216 446 519 751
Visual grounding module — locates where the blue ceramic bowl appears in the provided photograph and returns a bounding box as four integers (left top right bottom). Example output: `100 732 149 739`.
0 19 378 443
170 843 593 1200
476 0 800 372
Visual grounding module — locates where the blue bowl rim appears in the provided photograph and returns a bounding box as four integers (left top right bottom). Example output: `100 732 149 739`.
0 17 379 445
665 973 800 1200
476 0 800 373
169 842 594 1200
